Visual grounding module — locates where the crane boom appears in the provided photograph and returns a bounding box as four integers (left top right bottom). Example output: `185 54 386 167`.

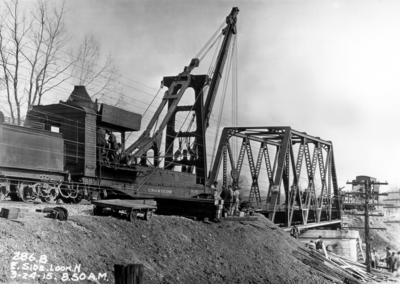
125 7 239 186
203 7 238 130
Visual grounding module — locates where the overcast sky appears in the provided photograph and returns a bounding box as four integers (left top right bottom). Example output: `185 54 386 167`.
21 0 400 191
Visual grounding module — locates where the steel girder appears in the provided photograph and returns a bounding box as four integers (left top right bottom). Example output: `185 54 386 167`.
208 127 341 227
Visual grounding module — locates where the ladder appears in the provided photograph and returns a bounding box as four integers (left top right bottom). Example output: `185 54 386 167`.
356 237 365 263
341 216 349 230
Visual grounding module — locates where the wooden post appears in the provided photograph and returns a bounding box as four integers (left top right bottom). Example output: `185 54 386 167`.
346 179 388 273
114 264 143 284
364 180 371 273
121 132 126 152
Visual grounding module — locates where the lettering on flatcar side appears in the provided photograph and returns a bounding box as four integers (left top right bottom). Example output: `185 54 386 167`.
148 188 172 194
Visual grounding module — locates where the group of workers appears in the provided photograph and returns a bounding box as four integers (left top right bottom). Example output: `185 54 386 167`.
211 181 241 216
164 147 196 173
178 149 196 173
371 247 400 275
96 127 125 164
305 239 400 276
305 236 325 251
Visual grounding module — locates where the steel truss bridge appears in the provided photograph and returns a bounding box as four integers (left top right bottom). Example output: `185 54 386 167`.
209 127 342 228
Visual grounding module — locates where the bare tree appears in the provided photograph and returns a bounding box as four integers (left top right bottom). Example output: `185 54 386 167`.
0 0 76 124
71 33 120 105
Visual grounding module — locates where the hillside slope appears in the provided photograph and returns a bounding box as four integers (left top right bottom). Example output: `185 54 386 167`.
0 203 331 284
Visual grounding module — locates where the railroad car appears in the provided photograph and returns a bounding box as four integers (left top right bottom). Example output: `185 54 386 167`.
340 175 379 212
0 86 143 203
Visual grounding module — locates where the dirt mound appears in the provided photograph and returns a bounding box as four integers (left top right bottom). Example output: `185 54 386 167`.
0 204 332 284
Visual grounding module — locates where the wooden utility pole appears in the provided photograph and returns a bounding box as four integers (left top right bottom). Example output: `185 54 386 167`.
346 179 388 273
364 180 371 273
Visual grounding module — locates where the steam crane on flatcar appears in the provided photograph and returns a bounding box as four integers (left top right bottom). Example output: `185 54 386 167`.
0 8 238 207
123 7 239 198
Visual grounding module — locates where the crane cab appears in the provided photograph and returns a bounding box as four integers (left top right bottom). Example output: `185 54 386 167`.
26 86 142 186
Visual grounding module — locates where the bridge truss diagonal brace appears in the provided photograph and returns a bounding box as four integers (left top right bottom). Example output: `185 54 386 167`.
287 141 305 225
243 138 262 205
315 145 331 222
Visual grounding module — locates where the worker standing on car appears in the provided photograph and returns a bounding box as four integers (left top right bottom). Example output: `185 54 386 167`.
96 127 107 161
211 181 221 200
224 185 233 216
106 130 118 162
230 186 240 216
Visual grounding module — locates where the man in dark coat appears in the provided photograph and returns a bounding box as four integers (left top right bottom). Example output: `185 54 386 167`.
96 128 107 162
386 247 392 269
315 236 324 250
106 130 118 162
97 128 107 147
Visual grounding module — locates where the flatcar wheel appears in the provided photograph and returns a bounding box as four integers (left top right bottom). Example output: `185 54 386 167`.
0 181 9 200
9 192 19 201
93 206 103 216
40 183 59 203
127 209 137 222
17 183 33 202
144 210 153 221
71 188 84 204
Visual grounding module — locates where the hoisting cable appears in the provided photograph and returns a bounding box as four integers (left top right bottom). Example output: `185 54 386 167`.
207 34 224 78
199 33 223 62
195 20 225 60
188 34 222 152
232 32 239 164
209 34 237 169
125 85 163 143
184 113 196 149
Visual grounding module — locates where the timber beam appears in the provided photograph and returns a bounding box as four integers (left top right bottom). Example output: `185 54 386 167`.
282 219 342 232
348 227 387 231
